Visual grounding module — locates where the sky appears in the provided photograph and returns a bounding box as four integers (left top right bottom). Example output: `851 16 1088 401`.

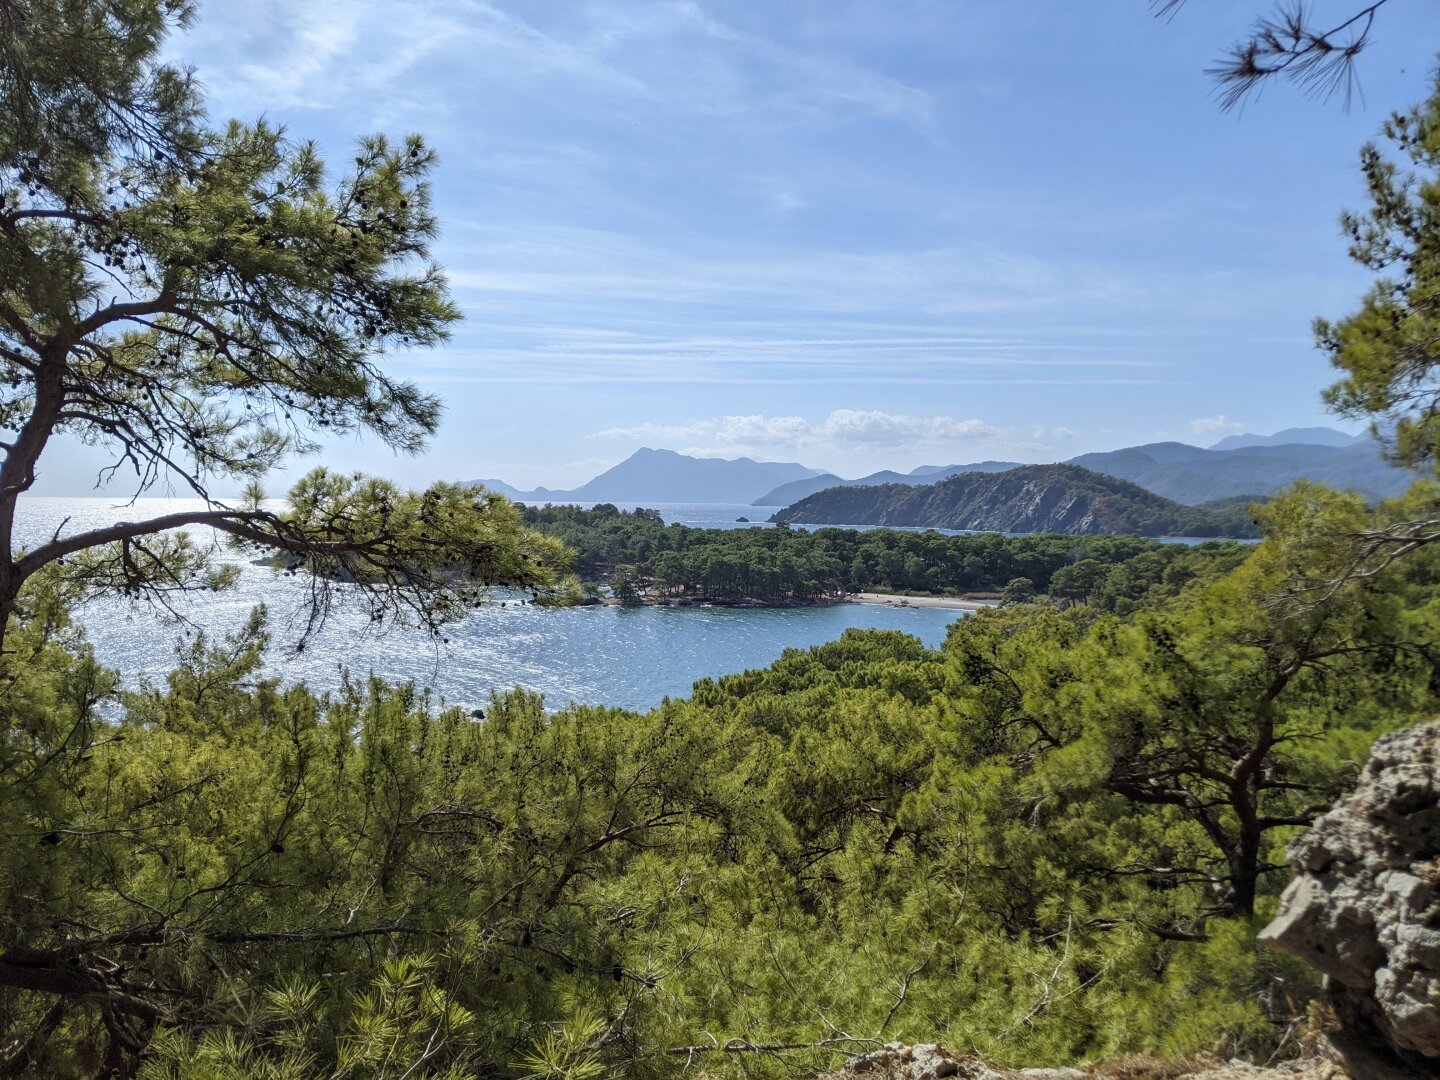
37 0 1440 493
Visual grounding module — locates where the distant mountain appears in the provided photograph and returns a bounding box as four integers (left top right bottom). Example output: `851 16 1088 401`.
1210 426 1363 451
466 448 825 505
755 473 845 506
466 429 1412 509
469 479 568 501
909 460 1021 477
761 436 1408 508
1108 441 1215 464
770 465 1261 538
753 460 1023 506
1066 439 1410 504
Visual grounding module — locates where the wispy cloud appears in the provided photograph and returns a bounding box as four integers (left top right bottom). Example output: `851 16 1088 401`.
443 223 1131 316
596 409 1002 459
390 318 1174 386
1190 415 1245 436
178 0 935 135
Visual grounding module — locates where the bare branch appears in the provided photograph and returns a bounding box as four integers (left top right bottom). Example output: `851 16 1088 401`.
1161 0 1392 111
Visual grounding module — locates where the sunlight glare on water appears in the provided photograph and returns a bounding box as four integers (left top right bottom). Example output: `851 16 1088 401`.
15 497 964 713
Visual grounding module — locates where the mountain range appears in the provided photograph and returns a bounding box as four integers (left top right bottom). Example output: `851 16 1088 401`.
466 427 1412 508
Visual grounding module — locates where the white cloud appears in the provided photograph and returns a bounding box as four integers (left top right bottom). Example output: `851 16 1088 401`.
1029 424 1081 443
820 409 995 446
596 410 1001 460
1190 415 1245 436
593 421 711 442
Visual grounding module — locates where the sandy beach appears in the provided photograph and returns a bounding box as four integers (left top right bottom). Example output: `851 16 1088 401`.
845 592 997 611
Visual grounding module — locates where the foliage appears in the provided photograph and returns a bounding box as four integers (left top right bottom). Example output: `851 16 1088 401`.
0 0 566 653
6 4 1440 1077
513 1009 607 1080
1000 576 1037 606
1250 76 1440 589
2 489 1436 1075
521 504 1249 611
1321 81 1440 474
0 0 203 181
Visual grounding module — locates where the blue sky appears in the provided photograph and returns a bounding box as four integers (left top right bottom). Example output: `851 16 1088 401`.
43 1 1440 493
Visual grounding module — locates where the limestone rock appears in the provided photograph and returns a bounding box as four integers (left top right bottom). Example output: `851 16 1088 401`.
843 1043 1005 1079
1260 721 1440 1073
820 1048 1340 1080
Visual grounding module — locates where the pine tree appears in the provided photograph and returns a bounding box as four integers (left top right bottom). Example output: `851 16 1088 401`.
0 0 567 654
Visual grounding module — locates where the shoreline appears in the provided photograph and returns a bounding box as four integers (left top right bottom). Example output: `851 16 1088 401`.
594 592 997 611
845 592 997 611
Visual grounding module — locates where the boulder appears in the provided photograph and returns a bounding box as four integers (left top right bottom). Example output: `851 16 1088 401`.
1260 721 1440 1077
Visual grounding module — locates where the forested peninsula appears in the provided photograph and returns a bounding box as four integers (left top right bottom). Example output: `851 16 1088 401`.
770 464 1264 537
520 503 1250 609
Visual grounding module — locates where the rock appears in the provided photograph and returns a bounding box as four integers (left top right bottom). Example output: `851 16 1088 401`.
835 1043 1005 1079
1260 721 1440 1076
818 1049 1345 1080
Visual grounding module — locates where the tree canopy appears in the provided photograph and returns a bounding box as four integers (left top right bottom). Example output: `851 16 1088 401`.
4 2 1440 1075
0 0 567 653
519 503 1250 611
3 489 1437 1075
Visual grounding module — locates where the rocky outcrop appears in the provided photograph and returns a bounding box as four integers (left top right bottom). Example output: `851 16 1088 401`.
846 1043 1001 1079
1259 721 1440 1078
815 1045 1338 1080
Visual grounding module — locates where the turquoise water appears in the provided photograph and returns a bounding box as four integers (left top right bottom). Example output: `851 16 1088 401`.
14 498 963 713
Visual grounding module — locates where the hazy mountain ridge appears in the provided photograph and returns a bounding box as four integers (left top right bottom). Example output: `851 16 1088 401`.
1209 426 1365 451
754 460 1023 506
770 464 1262 537
465 447 823 504
760 435 1409 507
1069 438 1411 504
465 428 1411 508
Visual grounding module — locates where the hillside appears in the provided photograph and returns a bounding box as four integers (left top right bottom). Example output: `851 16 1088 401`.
770 464 1262 537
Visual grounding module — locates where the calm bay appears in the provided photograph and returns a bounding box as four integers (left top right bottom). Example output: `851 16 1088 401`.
15 497 964 713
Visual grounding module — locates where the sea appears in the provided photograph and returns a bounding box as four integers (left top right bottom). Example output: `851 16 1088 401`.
13 498 965 714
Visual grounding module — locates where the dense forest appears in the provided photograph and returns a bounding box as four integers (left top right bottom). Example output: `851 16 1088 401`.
6 484 1440 1077
520 504 1251 610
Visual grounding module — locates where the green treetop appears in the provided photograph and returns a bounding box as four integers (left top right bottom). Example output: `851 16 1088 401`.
0 0 567 653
